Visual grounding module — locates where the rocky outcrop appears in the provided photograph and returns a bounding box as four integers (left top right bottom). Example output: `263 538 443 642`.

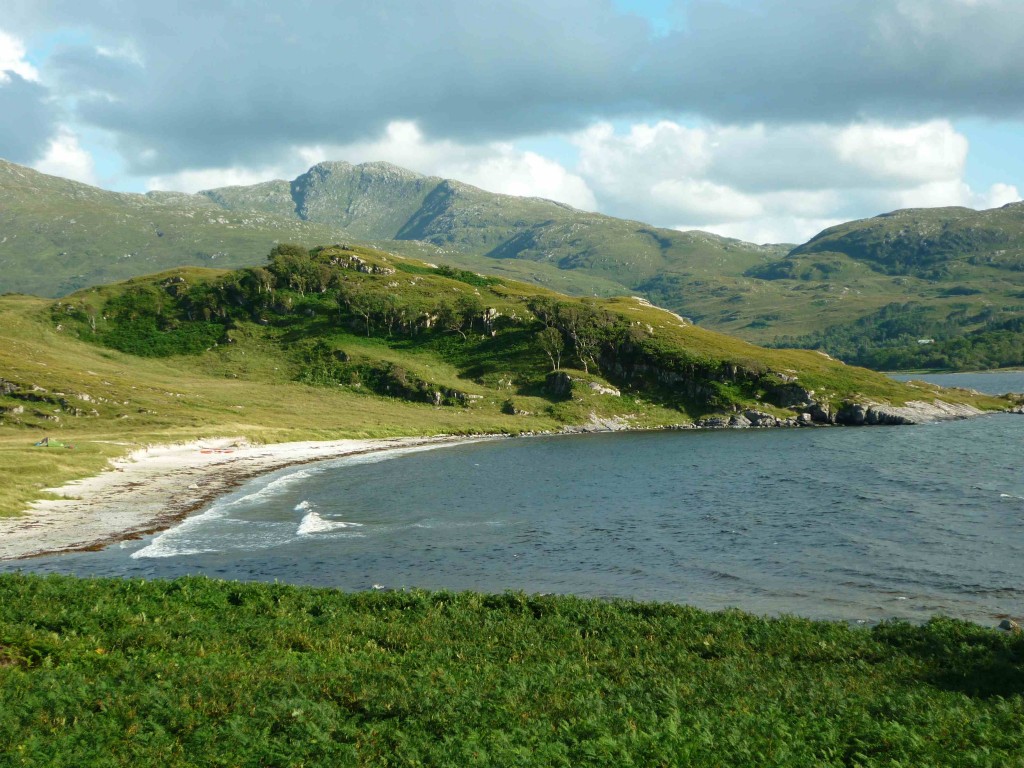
833 400 982 425
561 413 632 433
546 372 620 398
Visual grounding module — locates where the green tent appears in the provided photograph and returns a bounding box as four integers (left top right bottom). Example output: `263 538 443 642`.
34 437 69 448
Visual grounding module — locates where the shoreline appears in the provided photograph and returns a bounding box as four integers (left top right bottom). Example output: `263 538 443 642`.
2 399 1015 562
0 434 499 561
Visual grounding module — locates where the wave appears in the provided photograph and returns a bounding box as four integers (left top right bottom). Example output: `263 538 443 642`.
297 505 364 536
229 468 317 507
131 542 218 559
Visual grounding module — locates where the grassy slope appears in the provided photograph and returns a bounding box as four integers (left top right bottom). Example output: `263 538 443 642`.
1 575 1022 766
0 288 555 518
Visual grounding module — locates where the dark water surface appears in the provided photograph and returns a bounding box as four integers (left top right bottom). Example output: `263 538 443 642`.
4 373 1023 625
890 369 1024 394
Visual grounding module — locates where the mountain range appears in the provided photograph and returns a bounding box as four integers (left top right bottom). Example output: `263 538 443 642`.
3 157 1023 370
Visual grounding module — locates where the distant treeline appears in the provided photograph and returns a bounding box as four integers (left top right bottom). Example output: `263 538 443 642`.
773 302 1024 371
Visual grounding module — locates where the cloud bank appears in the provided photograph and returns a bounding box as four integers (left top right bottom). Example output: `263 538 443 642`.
1 1 1021 241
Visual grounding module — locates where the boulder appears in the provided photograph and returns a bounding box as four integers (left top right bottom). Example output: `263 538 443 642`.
769 383 815 408
545 371 574 397
807 402 834 423
697 416 731 428
588 381 621 397
743 409 778 427
835 403 869 425
864 406 912 425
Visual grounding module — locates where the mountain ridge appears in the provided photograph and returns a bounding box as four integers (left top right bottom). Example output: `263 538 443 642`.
4 156 1024 370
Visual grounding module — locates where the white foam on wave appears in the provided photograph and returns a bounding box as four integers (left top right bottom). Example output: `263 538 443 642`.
297 510 364 536
999 493 1024 501
131 468 324 559
231 468 316 507
131 497 237 559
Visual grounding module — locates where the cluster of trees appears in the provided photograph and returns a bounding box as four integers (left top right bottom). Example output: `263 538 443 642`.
57 246 521 360
854 329 1024 371
56 244 776 413
773 302 1024 371
527 297 624 373
295 340 468 405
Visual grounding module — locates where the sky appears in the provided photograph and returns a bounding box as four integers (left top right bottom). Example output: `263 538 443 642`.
1 0 1021 244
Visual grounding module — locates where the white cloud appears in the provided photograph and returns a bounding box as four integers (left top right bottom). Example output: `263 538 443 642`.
575 121 710 189
33 127 97 185
886 179 1021 210
95 40 144 67
451 150 596 210
833 121 968 184
977 181 1021 208
146 165 291 194
690 218 846 247
0 28 38 82
571 118 1017 243
652 179 762 222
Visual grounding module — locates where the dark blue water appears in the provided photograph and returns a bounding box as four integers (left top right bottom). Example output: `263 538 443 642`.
890 369 1024 394
4 373 1023 625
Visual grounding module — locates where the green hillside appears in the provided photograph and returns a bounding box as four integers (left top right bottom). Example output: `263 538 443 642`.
791 204 1024 278
3 158 1024 371
203 162 791 313
765 204 1024 368
2 243 1008 517
0 160 359 297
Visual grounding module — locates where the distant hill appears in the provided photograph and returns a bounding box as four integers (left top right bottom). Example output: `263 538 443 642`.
0 159 358 297
3 157 1024 371
198 160 788 288
790 204 1024 278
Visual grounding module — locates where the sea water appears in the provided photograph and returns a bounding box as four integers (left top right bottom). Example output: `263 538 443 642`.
3 372 1022 625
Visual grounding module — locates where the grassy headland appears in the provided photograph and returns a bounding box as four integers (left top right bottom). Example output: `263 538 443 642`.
0 243 1012 519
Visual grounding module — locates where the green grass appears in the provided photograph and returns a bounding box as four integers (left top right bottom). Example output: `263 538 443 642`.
0 574 1021 766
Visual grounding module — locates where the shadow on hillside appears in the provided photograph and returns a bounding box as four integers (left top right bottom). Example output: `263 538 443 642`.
874 620 1024 699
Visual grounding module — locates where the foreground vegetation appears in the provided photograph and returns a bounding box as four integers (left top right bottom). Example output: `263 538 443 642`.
1 574 1021 766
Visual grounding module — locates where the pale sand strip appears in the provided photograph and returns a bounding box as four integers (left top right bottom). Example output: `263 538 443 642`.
0 435 492 561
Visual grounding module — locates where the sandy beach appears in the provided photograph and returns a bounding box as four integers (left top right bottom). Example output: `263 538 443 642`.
0 434 490 561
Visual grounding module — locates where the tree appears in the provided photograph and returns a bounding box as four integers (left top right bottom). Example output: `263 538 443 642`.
538 326 565 371
437 293 482 339
337 281 377 336
528 297 559 328
558 303 603 373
